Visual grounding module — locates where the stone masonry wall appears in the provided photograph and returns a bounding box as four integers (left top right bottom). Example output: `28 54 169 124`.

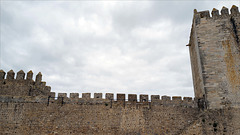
0 70 51 97
189 6 240 109
0 94 199 135
1 5 240 135
181 108 240 135
0 70 202 135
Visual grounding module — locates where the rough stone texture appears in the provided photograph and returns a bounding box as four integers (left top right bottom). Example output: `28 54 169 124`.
70 93 79 99
189 6 240 109
26 70 33 80
0 5 240 135
94 93 102 99
7 70 15 80
151 95 160 100
0 95 198 135
82 93 91 99
128 94 137 102
0 70 51 97
106 93 114 100
140 94 148 102
58 93 67 98
0 70 6 80
117 94 125 101
16 70 25 80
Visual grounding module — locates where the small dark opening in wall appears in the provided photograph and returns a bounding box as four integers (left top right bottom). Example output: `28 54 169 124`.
214 128 217 132
223 127 227 132
202 119 205 122
213 122 218 127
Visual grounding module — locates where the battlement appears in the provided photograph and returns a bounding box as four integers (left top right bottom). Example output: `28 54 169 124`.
1 6 240 135
0 92 196 108
0 70 51 97
194 5 239 25
0 94 197 109
0 70 197 108
55 92 195 103
0 70 43 82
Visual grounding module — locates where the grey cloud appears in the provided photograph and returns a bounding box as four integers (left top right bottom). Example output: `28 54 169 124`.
1 1 239 98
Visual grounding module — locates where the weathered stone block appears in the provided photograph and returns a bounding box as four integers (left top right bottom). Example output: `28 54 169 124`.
35 72 42 84
27 70 33 80
49 92 55 98
16 70 25 80
106 93 114 100
70 93 79 99
183 97 193 102
117 94 125 101
0 70 6 80
82 93 91 99
221 6 229 16
140 94 148 102
94 93 102 99
7 70 15 80
172 96 182 101
128 94 137 102
162 96 171 101
211 8 219 17
151 95 160 100
58 93 67 98
230 5 239 15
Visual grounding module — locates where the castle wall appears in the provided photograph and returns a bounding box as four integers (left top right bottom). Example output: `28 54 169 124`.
181 108 240 135
2 95 240 135
1 5 240 135
0 93 199 135
189 6 240 109
0 70 202 134
0 70 51 97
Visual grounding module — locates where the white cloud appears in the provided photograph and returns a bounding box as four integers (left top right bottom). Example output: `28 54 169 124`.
131 20 172 40
1 1 239 99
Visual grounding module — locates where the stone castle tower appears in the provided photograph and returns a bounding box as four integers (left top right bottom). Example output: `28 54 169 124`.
189 5 240 109
0 5 240 135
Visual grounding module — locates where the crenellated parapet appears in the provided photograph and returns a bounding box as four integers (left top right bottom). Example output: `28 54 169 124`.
0 93 197 108
0 70 197 108
193 5 239 25
45 93 197 108
0 70 51 97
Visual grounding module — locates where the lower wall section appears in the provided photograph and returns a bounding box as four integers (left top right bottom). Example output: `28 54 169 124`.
2 98 239 135
0 100 199 135
181 108 240 135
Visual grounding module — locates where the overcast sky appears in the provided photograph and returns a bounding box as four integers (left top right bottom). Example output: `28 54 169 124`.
1 1 239 99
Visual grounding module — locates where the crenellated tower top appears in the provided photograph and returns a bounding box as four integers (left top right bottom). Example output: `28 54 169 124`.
193 5 239 25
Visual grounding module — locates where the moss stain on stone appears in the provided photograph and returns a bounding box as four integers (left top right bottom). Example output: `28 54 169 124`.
222 40 240 93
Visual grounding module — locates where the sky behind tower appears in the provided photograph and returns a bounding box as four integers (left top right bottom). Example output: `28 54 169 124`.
1 0 239 98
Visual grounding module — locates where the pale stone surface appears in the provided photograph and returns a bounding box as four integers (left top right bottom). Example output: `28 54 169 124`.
0 5 240 135
16 70 25 80
189 5 240 109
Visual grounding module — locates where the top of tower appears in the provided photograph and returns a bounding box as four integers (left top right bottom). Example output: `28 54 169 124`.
193 5 239 25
